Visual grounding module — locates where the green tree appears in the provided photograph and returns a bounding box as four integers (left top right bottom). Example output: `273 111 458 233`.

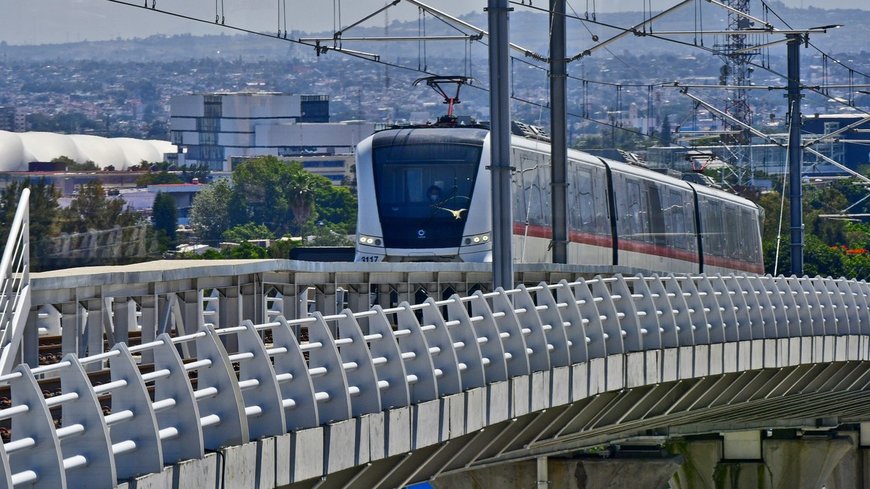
803 234 845 278
804 185 848 245
845 222 870 250
231 156 331 236
756 182 862 278
223 241 270 259
268 238 299 259
136 171 183 187
232 156 295 234
313 184 357 233
222 223 273 243
0 179 60 270
189 179 234 244
51 156 99 172
152 192 177 246
286 163 331 236
50 155 77 168
61 181 138 233
844 253 870 281
307 224 353 246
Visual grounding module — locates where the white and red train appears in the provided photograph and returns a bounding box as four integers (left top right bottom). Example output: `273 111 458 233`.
354 125 763 275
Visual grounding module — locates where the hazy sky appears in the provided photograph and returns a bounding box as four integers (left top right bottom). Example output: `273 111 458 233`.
0 0 867 45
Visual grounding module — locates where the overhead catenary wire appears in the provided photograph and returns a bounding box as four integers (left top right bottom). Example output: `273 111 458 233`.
758 0 870 81
563 1 637 73
103 0 867 155
111 0 854 115
513 0 870 121
510 93 695 151
757 0 870 113
106 0 393 64
101 0 676 151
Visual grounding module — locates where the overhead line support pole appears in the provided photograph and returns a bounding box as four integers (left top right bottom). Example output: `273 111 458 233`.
550 0 568 264
787 33 804 277
488 0 514 289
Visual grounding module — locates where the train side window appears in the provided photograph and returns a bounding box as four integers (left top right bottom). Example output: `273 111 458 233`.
752 211 762 264
515 154 536 226
702 199 723 257
592 166 610 235
524 160 545 227
512 174 526 227
682 190 697 252
612 175 625 235
571 166 595 232
724 206 739 259
537 154 552 226
664 188 684 250
741 208 760 263
625 178 643 241
646 182 665 246
638 182 652 243
735 208 747 261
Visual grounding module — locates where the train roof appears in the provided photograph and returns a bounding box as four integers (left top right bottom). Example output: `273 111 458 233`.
370 126 488 149
690 180 759 208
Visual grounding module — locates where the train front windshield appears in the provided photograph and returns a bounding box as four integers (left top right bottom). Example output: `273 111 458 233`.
373 141 482 249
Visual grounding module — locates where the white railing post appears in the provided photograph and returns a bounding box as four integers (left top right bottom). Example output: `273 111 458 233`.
0 189 30 375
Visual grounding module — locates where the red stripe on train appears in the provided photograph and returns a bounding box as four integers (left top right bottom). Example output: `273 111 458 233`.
513 222 762 273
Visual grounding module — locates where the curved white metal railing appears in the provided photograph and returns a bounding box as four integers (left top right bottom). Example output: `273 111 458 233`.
0 272 867 488
0 189 30 376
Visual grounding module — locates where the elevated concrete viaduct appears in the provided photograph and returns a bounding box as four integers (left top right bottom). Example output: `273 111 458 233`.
0 256 867 488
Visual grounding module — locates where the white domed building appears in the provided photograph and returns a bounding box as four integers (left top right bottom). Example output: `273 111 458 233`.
0 130 175 171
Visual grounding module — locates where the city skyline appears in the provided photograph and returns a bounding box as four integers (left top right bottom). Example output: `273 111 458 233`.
1 0 867 45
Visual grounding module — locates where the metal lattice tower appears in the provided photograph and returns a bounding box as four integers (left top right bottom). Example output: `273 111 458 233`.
713 0 762 181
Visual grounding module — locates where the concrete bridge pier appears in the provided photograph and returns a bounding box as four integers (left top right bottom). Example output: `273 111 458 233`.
345 283 372 317
314 284 338 317
218 285 242 352
430 454 683 489
825 427 870 489
825 449 870 489
669 431 855 489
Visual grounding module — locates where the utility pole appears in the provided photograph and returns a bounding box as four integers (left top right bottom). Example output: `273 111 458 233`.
550 0 568 264
787 33 804 276
488 0 513 289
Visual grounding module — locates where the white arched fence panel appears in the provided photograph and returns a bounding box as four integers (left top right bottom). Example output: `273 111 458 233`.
0 274 863 488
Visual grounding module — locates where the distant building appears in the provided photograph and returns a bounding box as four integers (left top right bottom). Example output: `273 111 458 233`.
0 130 174 172
0 107 26 132
169 92 375 172
802 113 870 174
147 183 206 225
296 155 354 185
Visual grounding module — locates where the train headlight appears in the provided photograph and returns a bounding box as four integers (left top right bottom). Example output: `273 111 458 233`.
464 233 491 246
358 235 382 246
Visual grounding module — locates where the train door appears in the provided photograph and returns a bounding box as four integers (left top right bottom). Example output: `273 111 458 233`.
569 162 613 265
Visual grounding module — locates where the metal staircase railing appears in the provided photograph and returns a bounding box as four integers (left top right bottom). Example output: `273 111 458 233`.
0 271 867 488
0 189 30 375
